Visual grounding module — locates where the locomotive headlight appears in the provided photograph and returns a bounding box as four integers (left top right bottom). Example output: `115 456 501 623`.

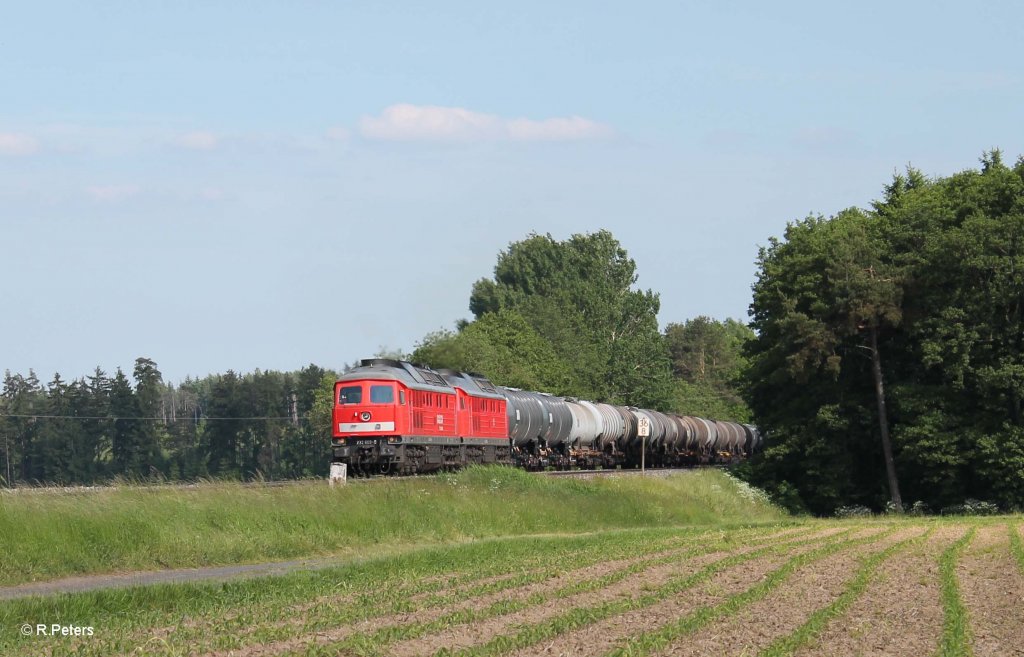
360 411 372 422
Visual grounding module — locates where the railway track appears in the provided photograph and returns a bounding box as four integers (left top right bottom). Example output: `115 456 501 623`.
540 467 697 479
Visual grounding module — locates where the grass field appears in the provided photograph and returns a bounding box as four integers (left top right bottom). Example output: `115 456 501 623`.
0 467 785 586
1 469 1022 656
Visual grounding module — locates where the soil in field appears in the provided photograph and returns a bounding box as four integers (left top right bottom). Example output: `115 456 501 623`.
506 539 815 657
653 525 924 657
957 524 1024 657
792 524 964 657
385 528 856 654
184 529 801 657
193 527 835 657
22 521 1023 657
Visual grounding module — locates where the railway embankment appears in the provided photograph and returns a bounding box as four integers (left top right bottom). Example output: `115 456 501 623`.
0 466 785 587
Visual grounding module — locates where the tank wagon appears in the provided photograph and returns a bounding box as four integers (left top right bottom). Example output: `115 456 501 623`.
332 358 762 475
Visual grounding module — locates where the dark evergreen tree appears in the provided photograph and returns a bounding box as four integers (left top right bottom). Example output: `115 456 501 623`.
109 368 140 477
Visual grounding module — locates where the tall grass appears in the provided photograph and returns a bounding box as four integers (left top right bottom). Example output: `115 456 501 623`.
0 467 785 585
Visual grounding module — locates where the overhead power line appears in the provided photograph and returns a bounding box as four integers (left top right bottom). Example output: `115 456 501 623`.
0 414 308 421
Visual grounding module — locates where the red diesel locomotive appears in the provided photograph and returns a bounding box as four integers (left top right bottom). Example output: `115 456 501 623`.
332 359 510 474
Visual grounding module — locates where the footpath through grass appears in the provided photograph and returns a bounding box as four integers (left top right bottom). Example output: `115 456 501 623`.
0 466 785 585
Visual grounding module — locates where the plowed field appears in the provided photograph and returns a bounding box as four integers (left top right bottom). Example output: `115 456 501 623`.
4 520 1023 657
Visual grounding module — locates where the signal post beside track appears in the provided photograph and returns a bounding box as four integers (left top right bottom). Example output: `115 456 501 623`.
638 416 650 474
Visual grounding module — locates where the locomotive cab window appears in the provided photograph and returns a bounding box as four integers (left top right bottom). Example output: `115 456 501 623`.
370 385 394 404
338 386 362 404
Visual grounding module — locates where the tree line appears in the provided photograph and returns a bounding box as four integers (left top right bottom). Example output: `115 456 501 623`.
742 150 1024 514
10 153 1021 512
0 360 337 485
410 230 752 420
1 231 752 486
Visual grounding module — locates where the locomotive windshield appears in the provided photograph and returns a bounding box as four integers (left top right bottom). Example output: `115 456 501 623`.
370 385 394 403
338 386 362 404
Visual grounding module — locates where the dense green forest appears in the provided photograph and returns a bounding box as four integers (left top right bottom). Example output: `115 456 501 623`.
410 230 751 417
742 150 1024 515
0 362 337 484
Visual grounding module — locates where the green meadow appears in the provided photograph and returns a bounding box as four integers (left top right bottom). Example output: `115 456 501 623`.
0 467 785 586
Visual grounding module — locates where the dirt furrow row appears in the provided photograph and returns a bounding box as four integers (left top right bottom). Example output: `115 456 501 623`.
130 528 778 654
790 524 963 657
654 525 928 657
406 526 809 607
505 541 816 657
957 524 1024 657
113 530 724 656
200 527 844 657
391 527 869 657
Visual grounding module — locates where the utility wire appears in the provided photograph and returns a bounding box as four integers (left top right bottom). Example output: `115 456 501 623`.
0 414 308 421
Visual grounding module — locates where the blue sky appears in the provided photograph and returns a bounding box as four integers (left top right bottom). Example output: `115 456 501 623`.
2 1 1022 383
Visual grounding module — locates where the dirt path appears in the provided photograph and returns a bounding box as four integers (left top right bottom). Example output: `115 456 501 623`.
0 556 355 601
792 524 964 657
0 526 798 602
656 525 924 657
958 524 1024 657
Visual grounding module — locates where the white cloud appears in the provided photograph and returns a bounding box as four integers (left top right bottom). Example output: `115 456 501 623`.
358 104 612 142
177 131 219 151
86 185 140 202
0 132 39 156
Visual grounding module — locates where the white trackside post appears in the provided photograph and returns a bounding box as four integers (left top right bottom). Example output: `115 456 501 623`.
329 463 347 486
637 416 650 475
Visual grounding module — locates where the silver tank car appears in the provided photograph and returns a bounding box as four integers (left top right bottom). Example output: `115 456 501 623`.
615 406 639 452
653 410 678 451
691 417 719 452
502 388 548 446
715 421 745 453
678 416 700 450
669 414 691 451
536 393 573 447
564 399 600 448
592 403 626 452
632 409 665 450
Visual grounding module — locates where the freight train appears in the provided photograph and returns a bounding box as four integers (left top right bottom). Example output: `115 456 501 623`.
331 358 762 476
